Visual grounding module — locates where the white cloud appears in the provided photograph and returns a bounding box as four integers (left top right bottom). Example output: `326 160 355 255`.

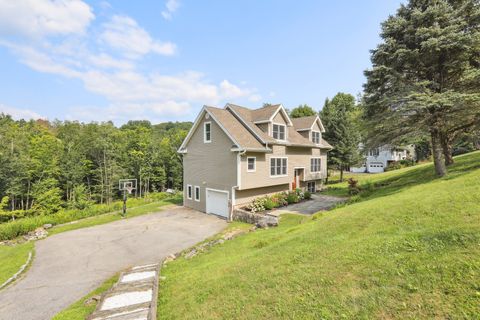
162 0 180 20
0 1 261 123
100 15 176 58
0 0 94 38
0 104 44 120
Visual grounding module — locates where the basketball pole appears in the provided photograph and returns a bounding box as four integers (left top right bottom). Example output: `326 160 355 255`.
122 189 127 218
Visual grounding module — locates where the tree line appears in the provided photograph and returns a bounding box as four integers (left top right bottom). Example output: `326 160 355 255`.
0 116 191 215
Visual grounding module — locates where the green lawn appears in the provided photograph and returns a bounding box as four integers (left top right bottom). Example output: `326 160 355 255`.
157 151 480 319
52 274 119 320
0 242 33 286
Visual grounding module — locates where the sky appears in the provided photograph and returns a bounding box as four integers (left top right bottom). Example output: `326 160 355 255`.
0 0 404 125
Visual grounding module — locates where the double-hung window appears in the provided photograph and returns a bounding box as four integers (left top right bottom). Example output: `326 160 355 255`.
247 157 256 172
187 185 192 199
194 186 200 201
272 124 286 140
270 157 287 176
204 122 211 143
311 131 320 144
311 158 321 173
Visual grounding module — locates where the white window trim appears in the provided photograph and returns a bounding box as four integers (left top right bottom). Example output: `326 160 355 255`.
311 131 321 144
272 123 287 141
310 157 321 173
204 121 211 143
187 184 192 200
194 186 201 202
247 157 256 172
269 156 288 178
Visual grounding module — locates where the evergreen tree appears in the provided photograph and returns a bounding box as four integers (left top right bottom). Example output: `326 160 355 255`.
363 0 480 176
320 93 363 181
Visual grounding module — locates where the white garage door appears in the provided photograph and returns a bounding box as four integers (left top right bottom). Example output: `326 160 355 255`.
206 189 229 218
368 162 384 173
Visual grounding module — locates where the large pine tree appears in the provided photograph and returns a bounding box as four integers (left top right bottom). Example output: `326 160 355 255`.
320 93 363 181
363 0 480 176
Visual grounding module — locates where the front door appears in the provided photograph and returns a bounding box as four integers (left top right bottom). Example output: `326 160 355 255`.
293 169 303 190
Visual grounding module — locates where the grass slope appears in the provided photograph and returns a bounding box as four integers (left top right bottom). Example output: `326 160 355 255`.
0 242 33 286
52 275 119 320
158 152 480 319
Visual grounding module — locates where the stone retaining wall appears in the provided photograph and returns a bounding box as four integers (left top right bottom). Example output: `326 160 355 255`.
232 208 278 228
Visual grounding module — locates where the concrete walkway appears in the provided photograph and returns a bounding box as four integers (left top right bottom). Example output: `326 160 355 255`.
0 207 226 320
271 194 346 216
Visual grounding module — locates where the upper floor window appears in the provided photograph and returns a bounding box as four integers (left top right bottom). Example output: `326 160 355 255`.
204 122 211 143
312 131 320 144
311 158 321 172
272 124 286 140
369 148 379 156
270 157 287 176
247 157 256 172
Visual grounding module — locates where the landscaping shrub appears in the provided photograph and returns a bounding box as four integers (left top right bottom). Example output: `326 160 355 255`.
248 198 265 213
295 188 305 201
400 159 415 167
347 178 361 195
287 192 300 204
385 162 402 172
272 193 288 207
304 191 312 200
263 197 276 210
0 192 173 241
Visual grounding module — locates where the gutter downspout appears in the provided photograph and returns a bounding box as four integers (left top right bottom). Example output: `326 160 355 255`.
231 148 246 221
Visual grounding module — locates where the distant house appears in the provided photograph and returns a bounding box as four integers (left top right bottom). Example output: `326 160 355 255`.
178 103 332 219
350 144 416 173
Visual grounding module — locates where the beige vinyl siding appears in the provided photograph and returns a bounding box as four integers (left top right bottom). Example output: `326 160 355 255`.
235 184 290 207
272 111 288 124
183 113 237 212
239 145 327 191
312 121 322 133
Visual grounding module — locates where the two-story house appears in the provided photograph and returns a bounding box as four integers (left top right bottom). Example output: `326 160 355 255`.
350 144 416 173
178 103 332 219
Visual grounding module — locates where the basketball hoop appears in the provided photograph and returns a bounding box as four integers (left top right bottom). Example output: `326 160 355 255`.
118 179 137 217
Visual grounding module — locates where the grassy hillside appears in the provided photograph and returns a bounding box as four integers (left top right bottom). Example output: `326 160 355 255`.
157 151 480 319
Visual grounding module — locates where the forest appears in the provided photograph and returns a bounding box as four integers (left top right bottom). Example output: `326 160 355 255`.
0 115 191 218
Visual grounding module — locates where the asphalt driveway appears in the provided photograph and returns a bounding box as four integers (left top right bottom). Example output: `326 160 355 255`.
0 207 226 320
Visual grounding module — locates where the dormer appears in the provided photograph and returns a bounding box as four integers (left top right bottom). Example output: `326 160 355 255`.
252 104 293 141
291 115 326 145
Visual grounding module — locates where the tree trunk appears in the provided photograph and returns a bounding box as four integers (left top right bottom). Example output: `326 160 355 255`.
440 131 454 166
340 166 344 182
431 128 447 177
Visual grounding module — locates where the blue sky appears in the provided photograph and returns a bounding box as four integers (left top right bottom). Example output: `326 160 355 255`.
0 0 403 124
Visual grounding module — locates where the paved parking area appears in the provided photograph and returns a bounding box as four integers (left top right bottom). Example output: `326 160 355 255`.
0 207 226 320
271 194 346 216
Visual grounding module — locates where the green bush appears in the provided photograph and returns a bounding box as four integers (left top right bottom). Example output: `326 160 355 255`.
385 162 402 172
263 197 276 210
0 192 172 241
287 192 299 204
304 191 312 200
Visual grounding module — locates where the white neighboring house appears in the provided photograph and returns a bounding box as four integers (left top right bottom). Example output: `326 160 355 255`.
351 144 416 173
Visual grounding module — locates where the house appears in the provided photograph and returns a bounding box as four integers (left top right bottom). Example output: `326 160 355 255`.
350 144 416 173
178 103 332 219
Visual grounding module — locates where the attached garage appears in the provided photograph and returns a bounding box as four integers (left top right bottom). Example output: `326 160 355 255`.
206 188 229 219
368 162 384 173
